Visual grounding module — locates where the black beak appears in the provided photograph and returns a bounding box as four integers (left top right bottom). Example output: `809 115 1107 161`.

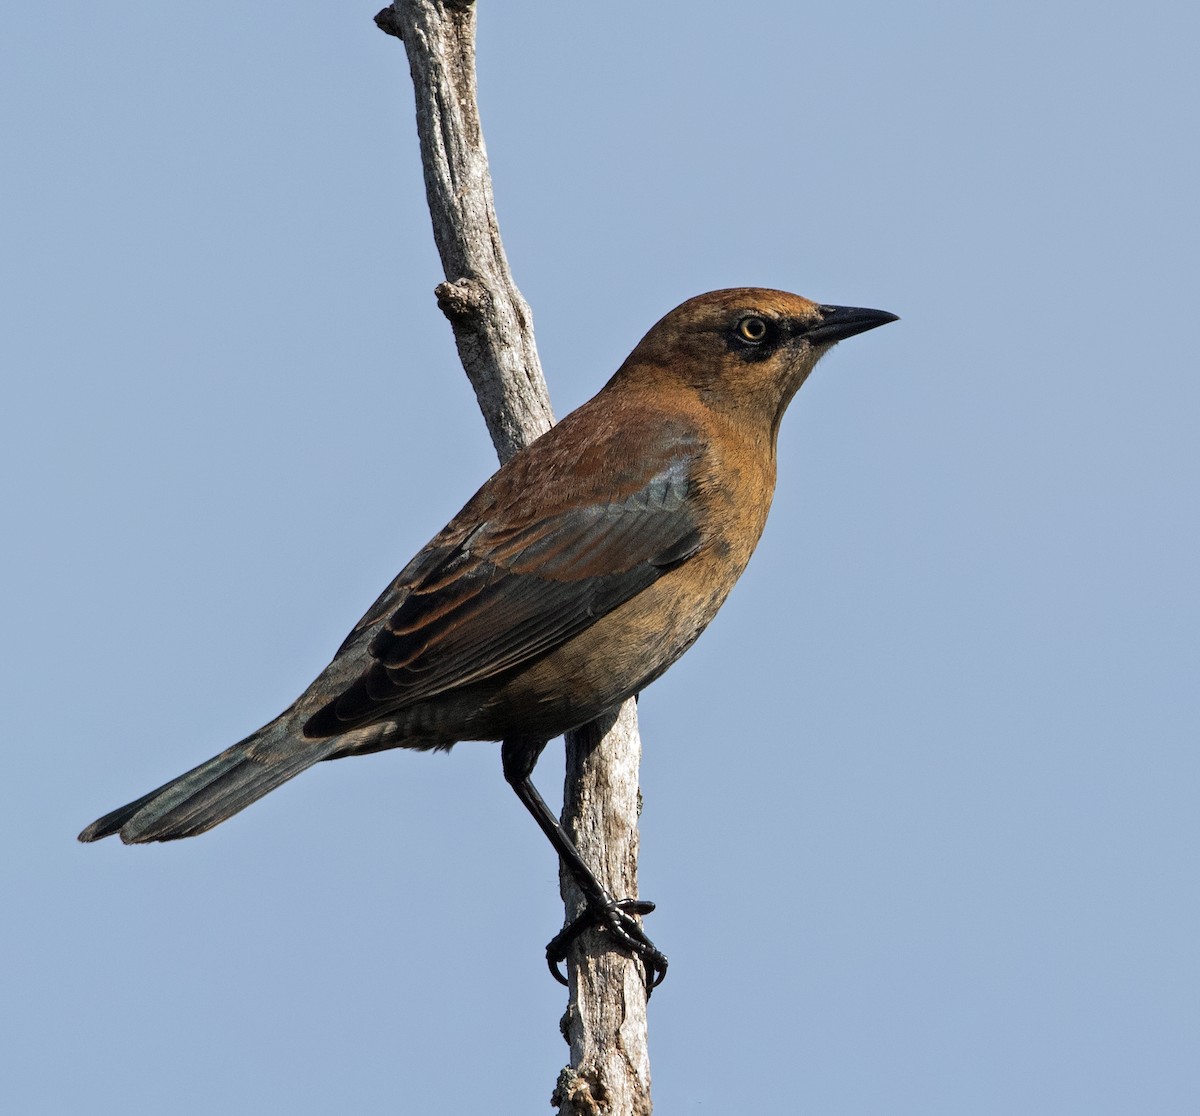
806 304 899 345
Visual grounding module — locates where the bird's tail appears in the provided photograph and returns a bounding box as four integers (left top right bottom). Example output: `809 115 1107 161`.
77 720 342 844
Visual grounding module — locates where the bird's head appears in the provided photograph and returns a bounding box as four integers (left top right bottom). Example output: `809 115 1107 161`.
615 288 897 443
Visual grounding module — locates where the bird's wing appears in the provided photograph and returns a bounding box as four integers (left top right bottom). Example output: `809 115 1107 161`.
303 450 703 736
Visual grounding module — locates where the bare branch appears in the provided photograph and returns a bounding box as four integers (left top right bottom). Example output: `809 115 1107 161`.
384 0 553 458
555 702 653 1116
379 3 653 1111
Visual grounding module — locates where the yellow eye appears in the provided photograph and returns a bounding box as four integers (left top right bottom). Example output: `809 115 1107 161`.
737 316 769 343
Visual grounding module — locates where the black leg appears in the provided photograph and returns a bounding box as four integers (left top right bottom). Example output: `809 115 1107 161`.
501 737 668 991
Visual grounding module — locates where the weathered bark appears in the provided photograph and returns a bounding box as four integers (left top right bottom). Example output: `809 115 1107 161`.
377 3 652 1112
553 702 652 1116
376 0 552 457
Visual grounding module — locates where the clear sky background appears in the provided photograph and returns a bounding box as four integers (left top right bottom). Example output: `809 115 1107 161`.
5 2 1198 1112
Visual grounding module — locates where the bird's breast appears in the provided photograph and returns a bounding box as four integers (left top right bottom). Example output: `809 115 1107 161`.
470 436 775 741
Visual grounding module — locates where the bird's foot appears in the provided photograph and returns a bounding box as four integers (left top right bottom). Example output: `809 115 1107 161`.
546 897 668 993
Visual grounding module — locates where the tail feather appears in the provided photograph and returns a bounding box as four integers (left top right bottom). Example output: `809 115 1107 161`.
77 780 184 842
78 728 341 845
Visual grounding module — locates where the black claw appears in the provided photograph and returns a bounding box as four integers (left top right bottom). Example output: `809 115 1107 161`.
545 897 668 993
502 761 669 993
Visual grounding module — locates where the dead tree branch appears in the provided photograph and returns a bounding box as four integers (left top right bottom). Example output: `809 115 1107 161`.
378 3 653 1111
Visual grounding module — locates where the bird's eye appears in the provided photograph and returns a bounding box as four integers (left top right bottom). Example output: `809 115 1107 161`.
736 316 769 344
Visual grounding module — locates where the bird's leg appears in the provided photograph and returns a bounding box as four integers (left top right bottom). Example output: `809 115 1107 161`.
501 737 667 991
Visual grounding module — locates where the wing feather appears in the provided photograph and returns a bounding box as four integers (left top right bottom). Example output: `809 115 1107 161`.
304 450 702 737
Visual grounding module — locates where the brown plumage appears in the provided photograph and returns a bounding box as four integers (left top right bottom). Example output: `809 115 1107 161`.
79 288 896 983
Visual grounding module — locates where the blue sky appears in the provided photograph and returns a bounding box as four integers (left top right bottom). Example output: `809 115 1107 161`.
5 2 1198 1112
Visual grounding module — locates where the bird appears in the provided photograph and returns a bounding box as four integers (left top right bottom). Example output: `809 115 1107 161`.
79 288 897 987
